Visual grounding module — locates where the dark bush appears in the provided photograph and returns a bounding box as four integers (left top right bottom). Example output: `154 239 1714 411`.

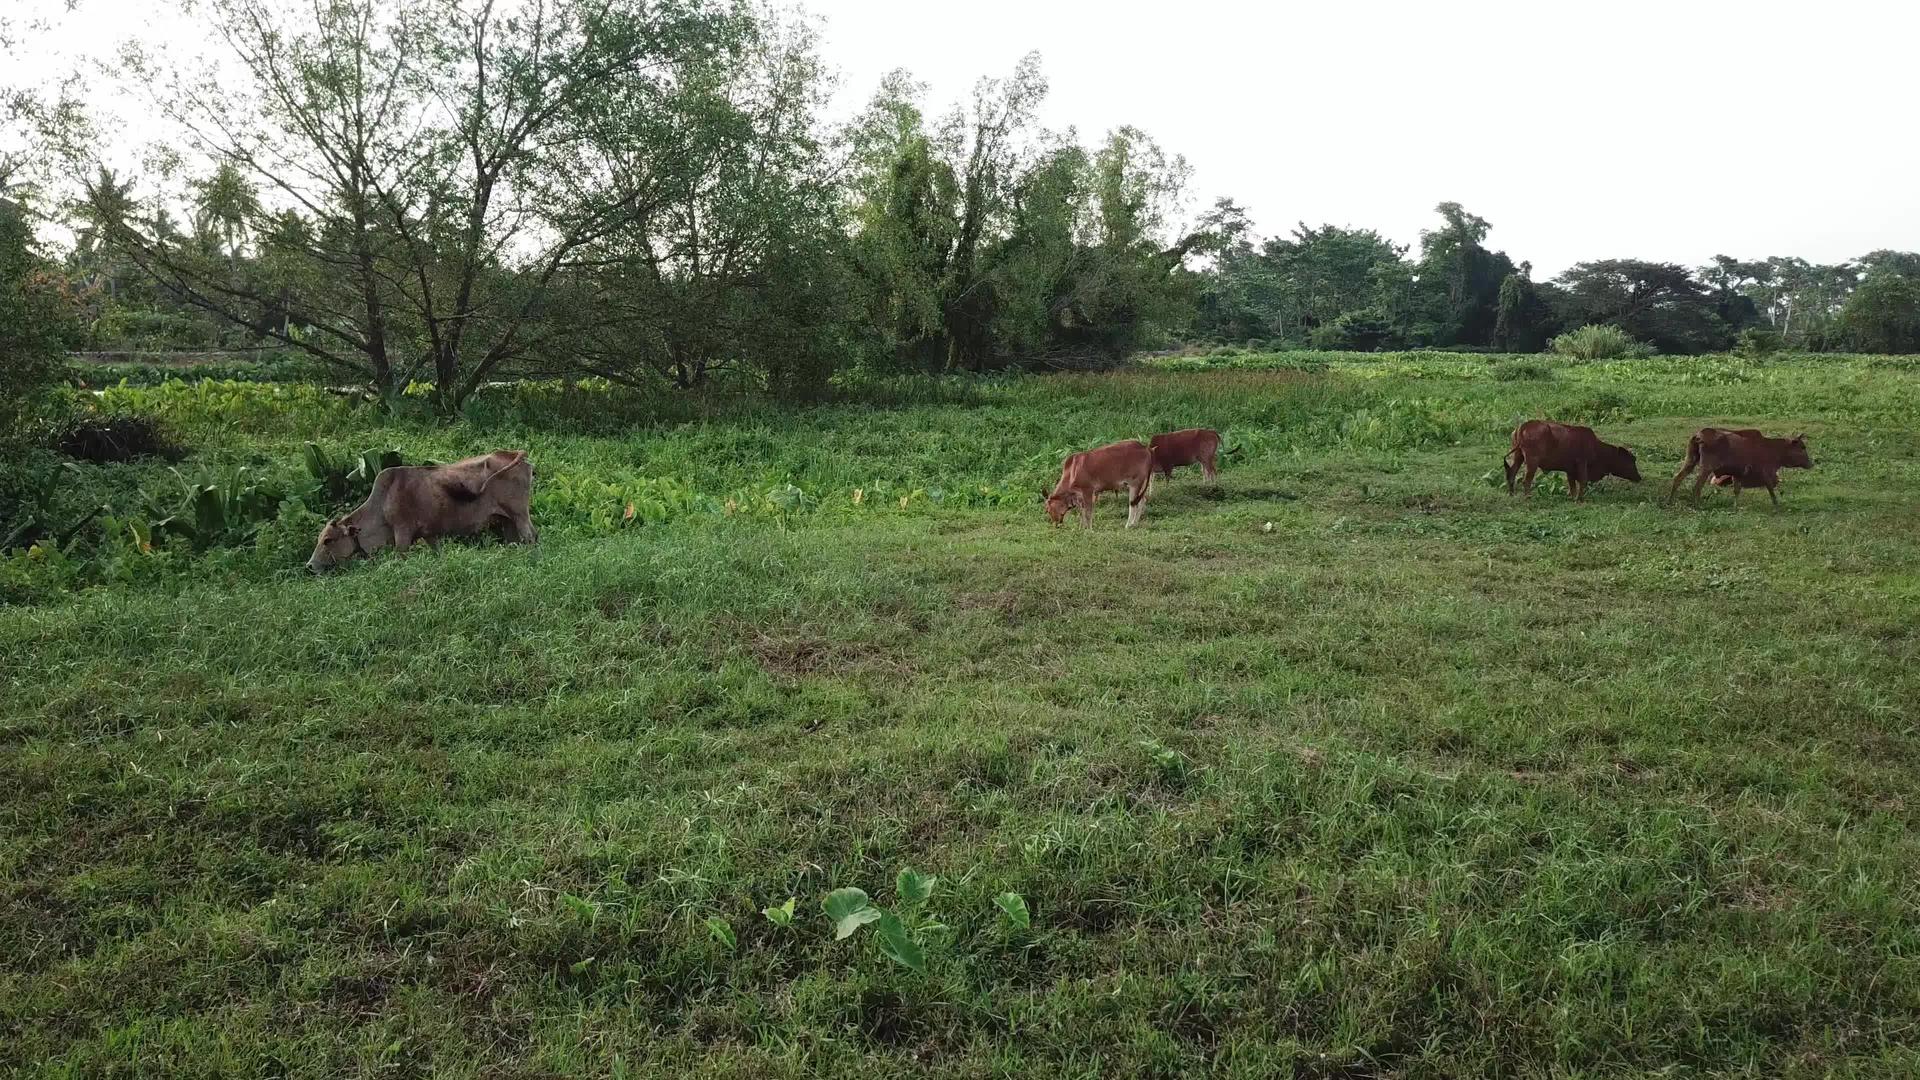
1735 328 1784 357
53 414 186 463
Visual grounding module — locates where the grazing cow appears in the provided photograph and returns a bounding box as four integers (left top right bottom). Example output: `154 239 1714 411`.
1665 428 1812 507
1504 420 1642 501
1045 440 1155 528
308 450 537 573
1149 428 1223 484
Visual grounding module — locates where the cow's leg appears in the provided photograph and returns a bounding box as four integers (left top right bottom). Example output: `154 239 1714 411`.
1691 470 1711 505
1504 451 1522 495
1522 463 1538 496
1125 483 1146 529
1202 453 1218 485
1731 481 1743 503
1766 483 1779 508
390 525 416 553
511 510 538 544
1079 493 1095 528
1665 458 1698 504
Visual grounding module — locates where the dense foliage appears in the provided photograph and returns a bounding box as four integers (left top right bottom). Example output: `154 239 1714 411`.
1 202 79 432
6 0 1920 410
1197 206 1920 356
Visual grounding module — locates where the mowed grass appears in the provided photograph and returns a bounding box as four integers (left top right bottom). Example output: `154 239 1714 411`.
5 354 1920 1077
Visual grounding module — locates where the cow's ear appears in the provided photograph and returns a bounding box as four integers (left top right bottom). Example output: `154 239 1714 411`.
346 524 360 536
1792 433 1806 444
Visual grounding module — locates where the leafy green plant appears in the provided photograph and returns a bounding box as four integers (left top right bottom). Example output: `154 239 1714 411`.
993 892 1031 930
1549 324 1652 361
137 466 287 551
1491 359 1551 381
819 868 942 972
1735 328 1784 357
762 897 796 927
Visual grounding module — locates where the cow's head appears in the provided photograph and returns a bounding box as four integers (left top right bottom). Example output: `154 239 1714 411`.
1785 434 1812 468
1044 493 1071 525
1605 443 1642 483
307 517 363 574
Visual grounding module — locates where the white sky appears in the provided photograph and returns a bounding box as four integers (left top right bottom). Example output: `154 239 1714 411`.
8 0 1917 275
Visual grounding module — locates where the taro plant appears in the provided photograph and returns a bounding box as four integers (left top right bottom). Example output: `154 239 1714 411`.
302 443 404 503
821 867 944 972
134 465 287 551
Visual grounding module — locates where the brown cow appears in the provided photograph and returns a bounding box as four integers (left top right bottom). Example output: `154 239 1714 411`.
1665 428 1811 507
1149 428 1223 484
1503 420 1642 501
1045 440 1155 528
308 450 537 573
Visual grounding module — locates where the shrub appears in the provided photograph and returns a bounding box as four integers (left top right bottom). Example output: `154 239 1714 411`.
1491 360 1552 381
1549 324 1652 361
1734 328 1784 357
1310 309 1395 352
1 209 81 441
53 414 186 463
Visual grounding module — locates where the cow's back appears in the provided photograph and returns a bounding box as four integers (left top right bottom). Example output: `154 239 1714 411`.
1516 420 1599 469
1150 428 1220 466
375 454 529 538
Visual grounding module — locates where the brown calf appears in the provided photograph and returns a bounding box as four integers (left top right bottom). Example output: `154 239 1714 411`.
1045 440 1155 528
1149 428 1222 484
1665 428 1812 507
1504 420 1641 501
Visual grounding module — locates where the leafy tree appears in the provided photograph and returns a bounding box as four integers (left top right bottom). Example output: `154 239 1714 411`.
1310 308 1395 351
91 0 754 412
849 58 1222 370
563 11 860 395
1413 201 1515 346
1764 257 1855 348
1552 259 1730 354
1841 272 1920 354
1493 263 1562 352
0 201 80 437
1856 250 1920 280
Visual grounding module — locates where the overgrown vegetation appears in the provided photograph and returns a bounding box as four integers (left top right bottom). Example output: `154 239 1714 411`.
1550 323 1652 361
5 354 1920 1076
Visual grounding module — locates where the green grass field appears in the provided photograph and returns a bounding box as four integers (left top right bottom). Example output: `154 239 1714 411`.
6 352 1920 1077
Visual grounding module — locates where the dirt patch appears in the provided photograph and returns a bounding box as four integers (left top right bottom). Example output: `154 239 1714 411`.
748 631 912 680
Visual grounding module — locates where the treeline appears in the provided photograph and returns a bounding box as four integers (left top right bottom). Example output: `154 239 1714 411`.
18 0 1239 416
6 0 1920 428
1194 205 1920 356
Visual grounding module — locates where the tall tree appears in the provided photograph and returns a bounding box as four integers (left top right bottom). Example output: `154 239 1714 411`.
1552 259 1730 353
1493 263 1561 351
1841 272 1920 353
1414 201 1515 346
90 0 753 411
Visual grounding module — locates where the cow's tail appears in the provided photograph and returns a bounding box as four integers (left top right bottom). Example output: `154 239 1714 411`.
1503 447 1522 494
1126 460 1153 528
475 450 529 494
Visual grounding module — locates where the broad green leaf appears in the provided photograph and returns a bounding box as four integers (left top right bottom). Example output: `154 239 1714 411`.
896 868 937 904
706 917 736 951
994 892 1030 930
569 956 595 975
823 887 880 940
762 897 796 927
875 913 925 972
